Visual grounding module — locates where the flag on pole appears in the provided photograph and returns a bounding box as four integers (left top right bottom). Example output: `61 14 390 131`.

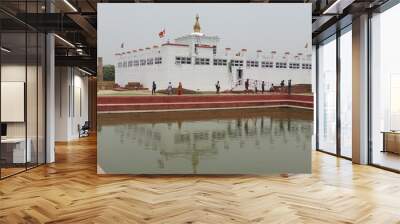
159 29 165 38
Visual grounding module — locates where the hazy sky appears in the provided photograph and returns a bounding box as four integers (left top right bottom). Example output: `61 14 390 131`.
98 3 311 65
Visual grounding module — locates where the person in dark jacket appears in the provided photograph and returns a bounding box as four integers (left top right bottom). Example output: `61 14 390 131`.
152 81 157 95
245 79 249 93
261 81 265 94
288 79 292 95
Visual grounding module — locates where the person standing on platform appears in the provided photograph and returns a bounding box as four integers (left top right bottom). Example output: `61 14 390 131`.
177 82 183 95
245 79 249 93
254 80 258 94
215 81 221 94
152 81 157 95
288 79 292 95
280 80 285 93
270 83 275 92
167 82 173 95
261 81 265 94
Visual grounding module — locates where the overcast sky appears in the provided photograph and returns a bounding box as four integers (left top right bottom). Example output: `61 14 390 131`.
98 3 311 65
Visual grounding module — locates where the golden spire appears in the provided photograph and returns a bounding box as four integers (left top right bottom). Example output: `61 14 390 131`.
193 14 201 33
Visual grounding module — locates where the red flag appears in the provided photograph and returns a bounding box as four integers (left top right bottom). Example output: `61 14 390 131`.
159 29 165 38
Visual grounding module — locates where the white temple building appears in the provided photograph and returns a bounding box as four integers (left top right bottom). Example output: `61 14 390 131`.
114 15 312 91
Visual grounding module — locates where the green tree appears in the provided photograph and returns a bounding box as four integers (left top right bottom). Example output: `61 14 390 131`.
103 64 115 81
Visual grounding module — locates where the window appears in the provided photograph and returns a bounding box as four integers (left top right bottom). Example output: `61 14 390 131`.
276 62 287 68
140 59 146 66
176 57 191 65
155 57 162 64
128 60 133 67
231 60 243 67
246 60 259 67
123 61 127 68
118 62 123 68
370 5 400 171
317 35 337 154
213 59 227 66
289 63 300 69
147 58 154 65
261 61 274 68
195 57 210 65
134 60 139 66
340 28 352 158
302 63 312 69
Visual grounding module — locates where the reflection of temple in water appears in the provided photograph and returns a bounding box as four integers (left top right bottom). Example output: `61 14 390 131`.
110 114 312 173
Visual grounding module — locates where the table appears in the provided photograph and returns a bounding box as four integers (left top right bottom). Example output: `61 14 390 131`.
1 138 31 163
381 131 400 154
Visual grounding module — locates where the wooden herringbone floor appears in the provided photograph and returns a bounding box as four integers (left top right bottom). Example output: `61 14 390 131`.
1 135 400 224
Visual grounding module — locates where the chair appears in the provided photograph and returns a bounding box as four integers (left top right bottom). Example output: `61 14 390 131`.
79 121 90 138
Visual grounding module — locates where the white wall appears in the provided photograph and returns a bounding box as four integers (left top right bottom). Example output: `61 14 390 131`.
55 67 89 141
115 45 312 91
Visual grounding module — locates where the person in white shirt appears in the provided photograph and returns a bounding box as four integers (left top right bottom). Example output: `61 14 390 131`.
167 82 173 95
215 81 221 94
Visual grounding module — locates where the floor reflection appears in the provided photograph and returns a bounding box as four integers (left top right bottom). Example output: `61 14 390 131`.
98 108 313 174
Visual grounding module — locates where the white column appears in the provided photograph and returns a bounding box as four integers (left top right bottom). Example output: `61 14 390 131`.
352 14 369 164
46 33 55 163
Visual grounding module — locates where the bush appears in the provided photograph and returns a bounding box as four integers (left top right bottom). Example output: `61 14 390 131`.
103 65 115 81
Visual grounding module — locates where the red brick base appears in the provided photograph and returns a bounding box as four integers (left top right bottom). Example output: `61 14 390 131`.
97 94 313 112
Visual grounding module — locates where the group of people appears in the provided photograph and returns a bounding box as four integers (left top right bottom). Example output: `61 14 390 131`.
279 79 292 95
151 81 183 95
243 79 267 94
242 79 292 94
151 79 293 95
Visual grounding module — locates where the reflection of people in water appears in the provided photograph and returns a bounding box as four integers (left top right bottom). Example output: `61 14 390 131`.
244 120 249 136
192 150 199 174
177 121 182 130
279 120 284 132
261 118 264 129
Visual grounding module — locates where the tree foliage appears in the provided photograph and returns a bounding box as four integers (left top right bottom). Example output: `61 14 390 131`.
103 64 115 81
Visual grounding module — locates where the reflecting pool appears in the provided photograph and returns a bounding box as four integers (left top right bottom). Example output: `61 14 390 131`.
97 108 313 174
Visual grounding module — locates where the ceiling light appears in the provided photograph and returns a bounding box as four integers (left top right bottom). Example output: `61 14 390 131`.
54 34 75 48
78 67 93 76
63 0 78 12
1 47 11 53
323 0 354 15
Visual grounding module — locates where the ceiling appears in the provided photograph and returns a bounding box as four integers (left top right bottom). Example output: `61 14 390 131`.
0 0 391 75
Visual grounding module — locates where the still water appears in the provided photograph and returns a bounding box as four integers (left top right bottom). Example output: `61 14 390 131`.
98 108 313 174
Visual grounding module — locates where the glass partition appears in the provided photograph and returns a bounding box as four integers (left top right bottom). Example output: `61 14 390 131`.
370 4 400 171
317 35 337 154
0 2 46 179
1 31 28 177
339 27 352 158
